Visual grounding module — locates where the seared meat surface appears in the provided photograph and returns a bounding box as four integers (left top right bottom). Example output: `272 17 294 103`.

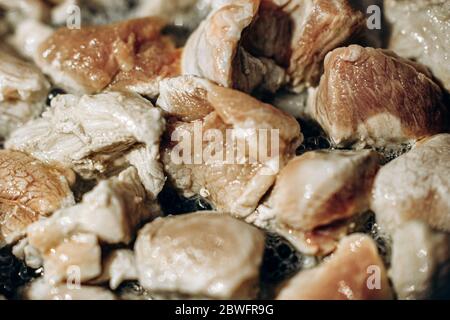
309 45 448 148
0 150 74 246
36 18 180 96
158 75 301 217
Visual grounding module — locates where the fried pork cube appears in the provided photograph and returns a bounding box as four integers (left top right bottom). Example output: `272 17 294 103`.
389 221 450 300
385 0 450 92
0 150 75 246
158 76 302 217
0 46 49 139
182 0 364 93
278 0 365 91
6 92 166 199
134 212 265 299
309 45 448 148
27 167 157 284
35 18 180 96
43 233 102 284
277 234 392 300
25 279 116 300
248 150 380 255
27 167 155 248
372 134 450 235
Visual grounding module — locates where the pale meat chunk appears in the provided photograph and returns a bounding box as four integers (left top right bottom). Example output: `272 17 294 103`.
277 234 392 300
371 134 450 235
43 233 102 285
134 212 265 299
6 92 166 199
183 0 364 93
309 45 448 148
182 0 289 93
0 150 75 246
36 18 180 96
158 76 301 217
389 221 450 300
275 0 365 92
25 279 116 300
248 149 380 255
27 167 155 249
385 0 450 92
0 46 49 139
27 167 157 284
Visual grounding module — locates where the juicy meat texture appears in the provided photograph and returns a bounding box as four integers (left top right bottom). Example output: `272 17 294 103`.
182 0 364 94
389 221 450 300
273 150 380 230
277 234 392 300
385 0 450 92
158 76 302 217
309 45 448 148
182 0 289 93
27 167 156 284
0 150 75 246
134 212 265 299
27 167 155 249
248 149 380 255
372 134 450 235
278 0 365 91
42 233 102 284
36 17 181 96
0 46 50 139
5 92 166 199
25 279 116 300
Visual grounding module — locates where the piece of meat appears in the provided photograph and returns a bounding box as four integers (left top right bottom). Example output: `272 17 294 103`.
27 167 156 249
36 17 181 96
389 220 450 300
183 0 364 94
25 278 116 300
134 211 265 299
276 234 392 300
0 46 49 139
182 0 289 94
91 249 138 290
26 167 157 284
308 45 448 148
43 233 102 284
158 75 302 217
276 0 365 92
385 0 450 92
5 92 166 199
0 150 75 247
371 134 450 235
247 149 380 255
